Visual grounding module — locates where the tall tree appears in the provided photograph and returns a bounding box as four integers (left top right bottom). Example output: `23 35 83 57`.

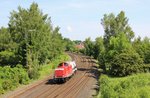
101 11 134 48
100 11 145 76
7 2 65 78
8 3 53 67
50 27 65 58
7 3 52 78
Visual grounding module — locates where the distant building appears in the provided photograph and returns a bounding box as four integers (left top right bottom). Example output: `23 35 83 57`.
75 42 84 49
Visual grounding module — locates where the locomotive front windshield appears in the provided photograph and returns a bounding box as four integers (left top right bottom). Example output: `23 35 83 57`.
58 62 68 67
58 63 63 67
64 63 68 66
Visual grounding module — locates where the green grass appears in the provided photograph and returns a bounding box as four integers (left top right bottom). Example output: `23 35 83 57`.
97 73 150 98
39 53 71 79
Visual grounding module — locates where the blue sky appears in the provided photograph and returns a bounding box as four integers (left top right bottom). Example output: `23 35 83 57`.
0 0 150 40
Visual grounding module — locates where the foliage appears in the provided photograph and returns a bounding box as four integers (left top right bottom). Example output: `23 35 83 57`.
0 2 66 80
110 52 144 76
93 37 105 59
83 11 150 76
0 27 19 66
84 37 94 56
0 27 14 51
0 65 29 94
101 12 137 75
105 33 145 76
64 38 76 52
50 27 65 59
101 11 134 47
133 37 150 64
108 32 133 55
6 2 65 68
0 51 20 66
93 37 106 71
9 3 48 66
73 40 82 44
97 74 150 98
27 67 40 79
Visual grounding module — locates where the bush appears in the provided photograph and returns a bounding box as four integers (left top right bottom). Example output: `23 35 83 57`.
0 51 20 66
2 80 12 90
0 84 4 94
28 68 40 79
110 52 144 76
98 74 150 98
0 65 29 94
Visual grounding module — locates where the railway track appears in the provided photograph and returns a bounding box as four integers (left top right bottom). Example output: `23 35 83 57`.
3 53 99 98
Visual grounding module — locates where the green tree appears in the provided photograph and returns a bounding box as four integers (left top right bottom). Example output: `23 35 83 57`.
73 40 82 44
100 11 145 76
110 52 143 76
9 3 50 66
64 38 75 52
8 2 65 78
105 33 136 73
93 37 105 59
84 37 94 56
142 37 150 64
0 27 12 51
108 32 133 57
101 11 134 48
0 27 19 66
50 27 65 59
94 37 106 71
133 37 150 64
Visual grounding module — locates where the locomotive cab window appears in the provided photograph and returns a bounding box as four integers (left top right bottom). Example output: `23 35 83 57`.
58 63 63 67
64 63 68 66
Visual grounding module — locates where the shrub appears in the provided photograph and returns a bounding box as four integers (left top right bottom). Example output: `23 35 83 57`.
110 52 144 76
0 83 4 94
98 74 150 98
2 80 12 90
0 51 20 66
28 68 40 79
0 65 29 94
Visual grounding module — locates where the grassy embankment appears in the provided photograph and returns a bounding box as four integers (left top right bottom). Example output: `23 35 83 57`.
97 73 150 98
0 53 70 95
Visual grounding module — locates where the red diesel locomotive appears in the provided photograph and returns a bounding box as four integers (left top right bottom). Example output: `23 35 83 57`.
53 61 77 82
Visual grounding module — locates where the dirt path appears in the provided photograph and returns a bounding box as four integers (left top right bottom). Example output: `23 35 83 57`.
2 53 99 98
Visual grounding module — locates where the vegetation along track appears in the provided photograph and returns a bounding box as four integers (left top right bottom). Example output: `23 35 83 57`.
3 53 99 98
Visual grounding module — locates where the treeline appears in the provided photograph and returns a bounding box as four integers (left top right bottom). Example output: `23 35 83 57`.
82 11 150 76
0 3 74 94
0 2 66 78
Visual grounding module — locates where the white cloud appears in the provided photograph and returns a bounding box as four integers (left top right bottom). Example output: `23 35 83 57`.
66 26 73 33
